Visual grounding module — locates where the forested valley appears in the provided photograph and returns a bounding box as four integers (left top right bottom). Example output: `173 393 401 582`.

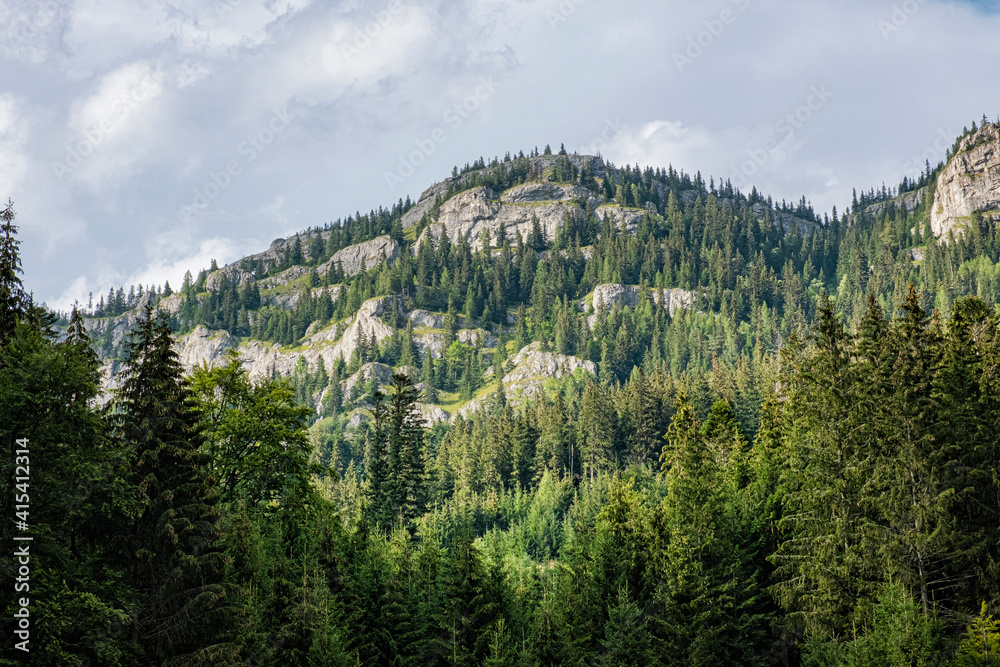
3 126 1000 665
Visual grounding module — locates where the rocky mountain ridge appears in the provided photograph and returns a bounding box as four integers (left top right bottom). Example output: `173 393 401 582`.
81 132 1000 423
931 122 1000 238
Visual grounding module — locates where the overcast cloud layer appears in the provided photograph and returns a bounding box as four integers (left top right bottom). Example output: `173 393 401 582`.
1 0 998 310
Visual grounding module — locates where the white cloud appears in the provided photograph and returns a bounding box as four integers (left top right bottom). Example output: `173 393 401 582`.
49 235 255 311
4 0 1000 308
53 61 167 192
0 94 29 196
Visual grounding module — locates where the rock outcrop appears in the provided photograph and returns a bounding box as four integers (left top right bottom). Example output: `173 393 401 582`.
401 154 607 229
930 123 1000 237
299 296 402 366
238 228 335 271
582 284 693 326
407 309 444 329
457 341 597 419
414 187 586 252
861 188 928 220
500 182 600 207
457 328 497 348
503 341 596 389
340 362 395 404
258 265 312 290
318 235 400 278
263 285 341 310
400 180 451 229
84 292 169 350
170 295 401 390
594 205 648 234
175 325 235 370
206 267 255 291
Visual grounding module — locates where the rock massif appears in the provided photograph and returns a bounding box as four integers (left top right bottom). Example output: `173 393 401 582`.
931 123 1000 237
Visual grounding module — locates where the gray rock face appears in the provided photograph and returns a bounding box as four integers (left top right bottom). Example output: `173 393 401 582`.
206 267 255 291
341 362 395 405
415 332 447 360
931 123 1000 237
401 180 452 229
504 341 596 387
303 296 402 365
500 182 600 207
263 285 341 310
84 292 161 350
400 154 607 229
583 284 693 326
457 328 497 348
318 235 400 278
419 404 450 425
456 341 597 420
169 296 401 411
862 188 928 219
175 325 235 371
414 186 585 252
594 205 647 234
407 309 444 329
258 266 311 290
239 228 336 271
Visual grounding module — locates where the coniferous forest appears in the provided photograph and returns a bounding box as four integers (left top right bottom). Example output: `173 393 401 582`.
4 128 1000 665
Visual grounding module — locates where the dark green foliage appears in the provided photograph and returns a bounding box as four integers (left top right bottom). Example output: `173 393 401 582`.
105 305 233 663
20 127 1000 664
0 199 27 343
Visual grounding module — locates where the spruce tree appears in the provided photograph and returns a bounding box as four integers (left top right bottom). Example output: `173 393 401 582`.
0 199 27 343
106 304 232 662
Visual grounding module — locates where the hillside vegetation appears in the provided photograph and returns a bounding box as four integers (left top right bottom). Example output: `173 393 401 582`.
3 124 1000 664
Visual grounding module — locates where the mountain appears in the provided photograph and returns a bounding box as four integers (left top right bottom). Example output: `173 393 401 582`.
18 121 1000 666
83 124 1000 433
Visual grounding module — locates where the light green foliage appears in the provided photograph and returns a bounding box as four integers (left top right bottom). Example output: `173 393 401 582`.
955 603 1000 666
191 349 317 505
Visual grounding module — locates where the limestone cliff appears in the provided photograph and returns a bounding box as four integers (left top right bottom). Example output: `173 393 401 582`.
931 123 1000 237
400 154 607 229
581 283 693 326
318 235 400 278
458 341 596 419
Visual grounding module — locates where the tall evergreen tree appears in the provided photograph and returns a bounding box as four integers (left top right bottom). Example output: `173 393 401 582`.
0 199 28 343
105 305 233 663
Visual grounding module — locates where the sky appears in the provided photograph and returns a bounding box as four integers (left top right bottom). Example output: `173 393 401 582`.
1 0 998 311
